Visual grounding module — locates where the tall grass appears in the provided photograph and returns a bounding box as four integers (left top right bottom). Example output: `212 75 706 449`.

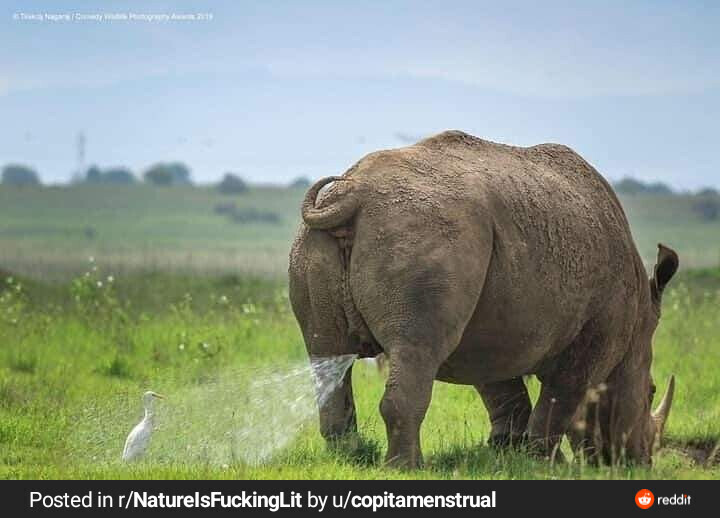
0 263 718 479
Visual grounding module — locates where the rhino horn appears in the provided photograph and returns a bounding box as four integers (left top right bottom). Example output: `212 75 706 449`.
652 375 675 437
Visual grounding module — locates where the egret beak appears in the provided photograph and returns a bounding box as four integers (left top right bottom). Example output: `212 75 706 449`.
153 393 166 399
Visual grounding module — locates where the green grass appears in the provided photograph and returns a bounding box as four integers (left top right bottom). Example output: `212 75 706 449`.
0 184 304 279
0 268 718 480
0 185 718 478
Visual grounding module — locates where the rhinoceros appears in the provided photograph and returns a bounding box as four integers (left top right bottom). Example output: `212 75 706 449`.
289 130 677 468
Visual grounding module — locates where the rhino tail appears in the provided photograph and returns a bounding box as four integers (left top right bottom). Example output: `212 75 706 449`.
302 176 359 229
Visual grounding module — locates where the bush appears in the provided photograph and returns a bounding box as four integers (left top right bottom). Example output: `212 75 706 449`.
213 202 237 215
217 173 248 194
697 187 718 197
213 203 280 224
0 269 12 287
99 354 132 378
143 162 192 186
693 195 720 221
228 208 280 224
2 164 40 186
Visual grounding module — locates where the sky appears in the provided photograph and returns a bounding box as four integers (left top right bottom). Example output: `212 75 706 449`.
1 1 718 189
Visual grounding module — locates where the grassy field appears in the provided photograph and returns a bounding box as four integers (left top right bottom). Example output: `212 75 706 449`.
0 265 719 480
0 184 719 479
0 184 304 279
0 185 719 280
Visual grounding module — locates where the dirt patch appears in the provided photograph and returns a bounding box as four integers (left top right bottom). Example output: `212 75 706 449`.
665 437 720 466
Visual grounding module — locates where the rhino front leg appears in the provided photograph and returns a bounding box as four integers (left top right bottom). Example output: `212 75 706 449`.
527 382 588 462
476 378 531 448
380 346 437 469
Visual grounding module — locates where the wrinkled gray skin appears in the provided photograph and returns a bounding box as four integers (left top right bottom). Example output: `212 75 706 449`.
289 131 678 468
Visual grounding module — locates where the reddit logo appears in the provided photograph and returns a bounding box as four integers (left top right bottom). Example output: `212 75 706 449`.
635 489 655 509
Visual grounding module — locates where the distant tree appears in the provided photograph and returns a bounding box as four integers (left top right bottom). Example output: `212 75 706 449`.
84 165 135 185
1 164 40 186
614 177 645 195
614 177 673 195
217 173 248 194
645 181 674 195
289 176 311 188
165 162 192 185
85 165 103 183
143 166 173 186
697 187 719 197
102 167 136 185
143 162 192 186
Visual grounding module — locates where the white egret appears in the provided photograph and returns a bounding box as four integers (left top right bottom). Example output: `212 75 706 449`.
122 391 165 462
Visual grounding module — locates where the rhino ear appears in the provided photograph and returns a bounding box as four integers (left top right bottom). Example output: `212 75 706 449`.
651 244 679 302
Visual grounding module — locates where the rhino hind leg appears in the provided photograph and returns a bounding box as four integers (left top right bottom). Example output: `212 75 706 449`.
317 362 358 443
476 378 531 448
353 223 492 468
379 344 441 469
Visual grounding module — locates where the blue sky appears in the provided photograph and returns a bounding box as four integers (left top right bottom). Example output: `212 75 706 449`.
1 1 718 188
